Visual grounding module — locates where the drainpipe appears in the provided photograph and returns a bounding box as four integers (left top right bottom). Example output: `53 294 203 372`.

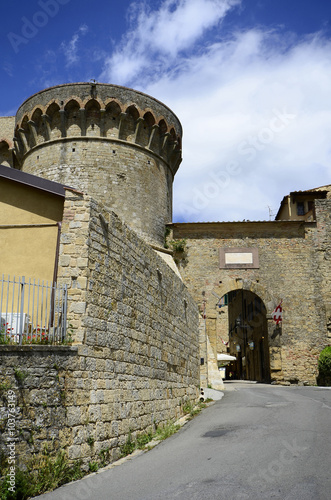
50 222 62 327
52 222 62 287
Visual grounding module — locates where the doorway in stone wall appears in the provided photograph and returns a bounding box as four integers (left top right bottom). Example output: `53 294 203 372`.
216 290 270 383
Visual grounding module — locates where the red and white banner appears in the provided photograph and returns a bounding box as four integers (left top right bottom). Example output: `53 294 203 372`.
272 301 283 325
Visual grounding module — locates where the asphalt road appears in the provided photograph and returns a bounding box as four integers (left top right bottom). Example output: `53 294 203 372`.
35 382 331 500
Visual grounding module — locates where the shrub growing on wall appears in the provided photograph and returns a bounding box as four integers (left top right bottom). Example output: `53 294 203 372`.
317 346 331 386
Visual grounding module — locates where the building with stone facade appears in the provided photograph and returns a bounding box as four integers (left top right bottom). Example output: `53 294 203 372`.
0 82 330 470
170 184 331 389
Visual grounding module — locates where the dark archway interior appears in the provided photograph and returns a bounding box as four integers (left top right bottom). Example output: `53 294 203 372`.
222 290 270 382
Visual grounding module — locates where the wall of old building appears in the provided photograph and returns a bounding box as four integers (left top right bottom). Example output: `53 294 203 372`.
0 191 199 470
171 209 331 386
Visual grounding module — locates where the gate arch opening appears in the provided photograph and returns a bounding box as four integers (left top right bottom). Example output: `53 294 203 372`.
201 286 271 388
225 289 270 382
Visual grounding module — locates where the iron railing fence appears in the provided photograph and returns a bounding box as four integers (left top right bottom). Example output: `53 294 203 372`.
0 275 68 345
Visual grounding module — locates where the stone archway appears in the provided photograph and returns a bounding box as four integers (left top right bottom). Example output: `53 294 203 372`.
200 279 283 389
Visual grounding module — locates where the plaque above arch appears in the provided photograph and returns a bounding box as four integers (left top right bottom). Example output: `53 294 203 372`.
219 247 259 269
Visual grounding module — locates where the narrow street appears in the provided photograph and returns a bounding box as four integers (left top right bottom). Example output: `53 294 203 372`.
36 382 331 500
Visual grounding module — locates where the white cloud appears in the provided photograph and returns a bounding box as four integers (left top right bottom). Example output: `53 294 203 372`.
100 0 331 222
61 24 89 67
100 0 239 85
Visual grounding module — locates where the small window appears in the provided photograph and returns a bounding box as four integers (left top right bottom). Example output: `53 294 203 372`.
297 201 305 216
219 294 228 308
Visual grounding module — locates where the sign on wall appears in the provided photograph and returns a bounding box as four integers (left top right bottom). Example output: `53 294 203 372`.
219 247 259 269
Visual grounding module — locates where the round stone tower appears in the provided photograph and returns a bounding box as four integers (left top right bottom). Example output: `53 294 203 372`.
14 82 182 247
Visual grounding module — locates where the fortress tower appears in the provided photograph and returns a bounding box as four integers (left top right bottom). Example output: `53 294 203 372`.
12 82 182 246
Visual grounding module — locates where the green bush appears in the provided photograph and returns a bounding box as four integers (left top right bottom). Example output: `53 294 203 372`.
0 450 83 500
120 431 136 457
317 346 331 386
170 239 186 253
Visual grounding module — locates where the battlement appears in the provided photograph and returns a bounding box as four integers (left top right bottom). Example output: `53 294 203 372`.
14 82 182 175
11 83 183 246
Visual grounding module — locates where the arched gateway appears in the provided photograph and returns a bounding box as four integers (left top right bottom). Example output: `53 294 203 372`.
198 278 283 389
169 213 330 388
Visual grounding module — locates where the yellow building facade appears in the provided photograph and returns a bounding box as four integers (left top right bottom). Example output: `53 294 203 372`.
0 164 65 286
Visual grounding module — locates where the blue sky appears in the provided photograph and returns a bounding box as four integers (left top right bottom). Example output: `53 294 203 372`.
1 0 331 222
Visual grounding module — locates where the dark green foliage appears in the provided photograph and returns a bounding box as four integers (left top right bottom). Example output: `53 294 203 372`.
317 346 331 386
0 450 83 500
120 431 136 457
136 431 153 449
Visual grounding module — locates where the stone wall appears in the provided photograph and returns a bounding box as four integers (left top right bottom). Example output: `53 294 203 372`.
314 199 331 340
0 117 15 167
0 346 78 465
171 215 330 385
0 117 15 143
0 192 199 469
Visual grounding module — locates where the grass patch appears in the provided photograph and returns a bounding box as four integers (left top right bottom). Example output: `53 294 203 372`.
87 436 95 447
0 449 84 500
317 345 331 386
13 369 27 384
155 422 181 440
120 420 183 458
182 399 207 418
88 462 98 472
136 431 153 449
120 431 136 457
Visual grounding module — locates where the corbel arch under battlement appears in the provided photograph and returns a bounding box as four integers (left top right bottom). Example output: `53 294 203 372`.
104 100 122 139
31 107 43 122
64 99 81 137
125 104 140 121
62 96 84 110
45 100 61 115
81 96 103 110
119 104 140 142
158 118 168 135
20 115 30 132
85 99 101 136
143 111 156 127
64 98 81 112
104 98 123 113
30 108 47 145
